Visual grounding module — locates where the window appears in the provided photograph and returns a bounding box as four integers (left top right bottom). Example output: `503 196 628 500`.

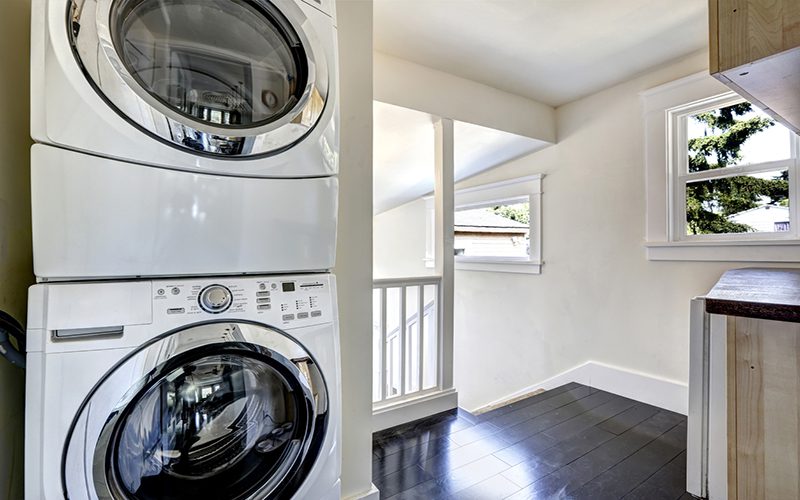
426 175 542 274
669 94 797 241
642 72 800 262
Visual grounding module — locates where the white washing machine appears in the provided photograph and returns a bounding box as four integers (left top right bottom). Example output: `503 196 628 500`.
25 273 341 500
32 0 338 175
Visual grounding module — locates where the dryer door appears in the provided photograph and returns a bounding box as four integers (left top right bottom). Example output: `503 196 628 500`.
69 0 329 158
62 321 329 500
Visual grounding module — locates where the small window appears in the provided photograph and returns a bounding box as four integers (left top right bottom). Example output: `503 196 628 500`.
670 95 798 241
426 175 542 274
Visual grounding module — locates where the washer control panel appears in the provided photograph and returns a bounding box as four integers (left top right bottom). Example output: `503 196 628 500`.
152 274 334 328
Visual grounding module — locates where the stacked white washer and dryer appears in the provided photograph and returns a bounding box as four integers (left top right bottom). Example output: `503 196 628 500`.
26 0 342 499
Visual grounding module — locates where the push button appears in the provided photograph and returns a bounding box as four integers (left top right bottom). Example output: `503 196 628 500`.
310 310 322 318
258 304 271 311
297 312 309 319
282 314 295 321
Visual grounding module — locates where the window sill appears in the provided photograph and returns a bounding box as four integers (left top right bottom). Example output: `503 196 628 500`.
645 240 800 262
455 259 542 274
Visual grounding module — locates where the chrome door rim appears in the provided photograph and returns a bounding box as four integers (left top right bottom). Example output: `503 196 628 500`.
61 320 330 500
68 0 330 158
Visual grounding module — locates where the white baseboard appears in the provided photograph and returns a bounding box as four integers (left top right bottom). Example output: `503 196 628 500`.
471 361 688 415
372 388 458 432
343 484 380 500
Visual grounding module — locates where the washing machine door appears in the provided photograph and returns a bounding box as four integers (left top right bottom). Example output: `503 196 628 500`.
62 321 329 500
69 0 329 158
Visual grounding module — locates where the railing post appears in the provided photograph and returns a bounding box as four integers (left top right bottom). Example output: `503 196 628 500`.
434 118 455 392
380 287 387 402
418 285 424 392
399 286 406 397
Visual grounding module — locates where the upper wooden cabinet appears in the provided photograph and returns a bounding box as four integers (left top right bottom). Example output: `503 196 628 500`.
709 0 800 134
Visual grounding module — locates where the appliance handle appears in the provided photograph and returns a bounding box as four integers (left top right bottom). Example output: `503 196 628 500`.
52 326 124 340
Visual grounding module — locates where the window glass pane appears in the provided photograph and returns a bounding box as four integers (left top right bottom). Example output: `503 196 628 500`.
686 170 790 234
454 201 530 258
687 102 792 172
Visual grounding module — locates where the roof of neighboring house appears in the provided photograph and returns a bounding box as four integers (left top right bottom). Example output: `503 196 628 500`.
727 204 789 220
728 204 790 232
455 208 529 234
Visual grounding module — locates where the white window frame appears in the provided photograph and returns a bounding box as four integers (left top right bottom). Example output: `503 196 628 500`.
669 93 799 242
425 175 543 274
642 72 800 262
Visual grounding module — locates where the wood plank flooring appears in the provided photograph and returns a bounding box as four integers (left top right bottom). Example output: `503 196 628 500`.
372 383 691 499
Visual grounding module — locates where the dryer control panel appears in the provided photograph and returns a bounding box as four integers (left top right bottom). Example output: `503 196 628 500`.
151 274 335 329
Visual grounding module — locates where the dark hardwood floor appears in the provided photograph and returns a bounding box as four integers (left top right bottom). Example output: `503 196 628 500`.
372 383 692 499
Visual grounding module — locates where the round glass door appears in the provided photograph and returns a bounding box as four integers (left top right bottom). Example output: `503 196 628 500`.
62 322 329 500
111 0 307 129
69 0 329 157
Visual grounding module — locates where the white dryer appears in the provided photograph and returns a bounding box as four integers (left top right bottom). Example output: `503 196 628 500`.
30 0 340 280
32 0 338 175
25 273 341 500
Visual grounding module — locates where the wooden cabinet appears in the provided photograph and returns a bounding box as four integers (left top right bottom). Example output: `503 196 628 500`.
726 316 800 500
709 0 800 134
705 268 800 499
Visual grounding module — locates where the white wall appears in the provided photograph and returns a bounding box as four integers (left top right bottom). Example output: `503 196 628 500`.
0 0 33 497
373 198 434 279
453 49 800 412
374 52 556 143
335 1 376 498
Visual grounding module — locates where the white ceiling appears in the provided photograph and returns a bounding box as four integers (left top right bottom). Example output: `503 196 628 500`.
374 0 707 107
374 101 550 213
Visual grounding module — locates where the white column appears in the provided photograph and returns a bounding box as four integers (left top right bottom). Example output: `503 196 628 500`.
434 118 455 391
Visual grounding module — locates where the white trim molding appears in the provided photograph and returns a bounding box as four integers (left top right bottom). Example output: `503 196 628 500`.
343 484 380 500
641 71 800 262
372 388 458 432
472 361 688 416
645 240 800 261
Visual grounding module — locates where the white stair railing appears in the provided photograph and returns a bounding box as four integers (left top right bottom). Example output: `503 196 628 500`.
372 276 442 406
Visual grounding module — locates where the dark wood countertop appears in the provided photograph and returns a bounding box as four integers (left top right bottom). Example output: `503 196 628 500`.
705 268 800 323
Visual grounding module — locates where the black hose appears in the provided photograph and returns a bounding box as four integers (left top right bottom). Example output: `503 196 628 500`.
0 310 25 368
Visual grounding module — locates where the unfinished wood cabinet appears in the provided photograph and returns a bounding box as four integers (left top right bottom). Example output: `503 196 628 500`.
727 315 800 500
709 0 800 134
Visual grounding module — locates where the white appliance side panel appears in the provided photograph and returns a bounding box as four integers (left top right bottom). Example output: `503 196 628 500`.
687 298 707 498
39 348 135 500
31 145 338 280
36 0 338 177
24 352 45 500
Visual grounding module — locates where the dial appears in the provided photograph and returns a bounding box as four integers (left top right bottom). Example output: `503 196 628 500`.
198 285 233 314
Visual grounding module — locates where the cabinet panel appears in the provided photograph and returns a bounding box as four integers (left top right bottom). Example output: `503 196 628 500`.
714 0 800 71
728 316 800 499
710 0 800 134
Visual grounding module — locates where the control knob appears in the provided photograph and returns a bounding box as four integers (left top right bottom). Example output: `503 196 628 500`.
199 285 233 314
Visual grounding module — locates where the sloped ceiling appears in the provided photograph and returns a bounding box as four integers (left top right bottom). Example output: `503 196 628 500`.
374 101 550 214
